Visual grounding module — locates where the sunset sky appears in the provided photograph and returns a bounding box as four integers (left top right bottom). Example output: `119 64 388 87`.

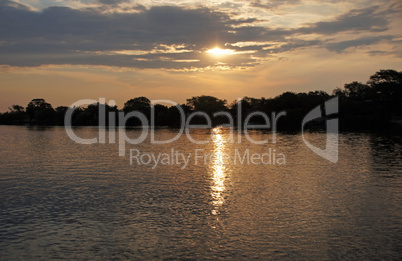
1 0 401 111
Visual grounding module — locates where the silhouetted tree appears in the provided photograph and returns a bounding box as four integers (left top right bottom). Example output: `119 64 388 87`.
123 97 151 126
186 96 227 114
152 104 169 126
186 95 227 125
26 98 55 125
55 106 69 126
8 105 26 124
1 69 400 130
343 81 372 100
332 69 402 129
124 97 151 112
332 87 346 97
0 105 26 124
367 69 402 101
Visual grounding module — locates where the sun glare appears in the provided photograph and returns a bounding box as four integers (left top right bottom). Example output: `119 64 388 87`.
206 48 235 56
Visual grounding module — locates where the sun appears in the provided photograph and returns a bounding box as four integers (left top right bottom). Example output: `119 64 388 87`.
206 48 235 56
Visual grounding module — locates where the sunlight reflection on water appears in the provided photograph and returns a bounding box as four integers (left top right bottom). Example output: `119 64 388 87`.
0 126 401 260
211 127 227 215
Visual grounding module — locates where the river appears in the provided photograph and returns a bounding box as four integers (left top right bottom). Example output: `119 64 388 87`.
0 126 401 260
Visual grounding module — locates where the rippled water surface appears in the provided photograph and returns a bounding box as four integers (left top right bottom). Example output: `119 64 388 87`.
0 126 401 260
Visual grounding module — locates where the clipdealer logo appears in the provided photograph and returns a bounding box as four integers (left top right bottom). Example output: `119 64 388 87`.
302 97 338 163
64 97 338 164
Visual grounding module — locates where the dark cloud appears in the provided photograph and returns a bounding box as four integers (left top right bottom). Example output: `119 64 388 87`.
297 6 390 35
367 50 394 56
0 0 33 11
250 0 302 10
326 35 394 53
0 1 396 69
0 5 226 49
0 1 276 68
97 0 130 5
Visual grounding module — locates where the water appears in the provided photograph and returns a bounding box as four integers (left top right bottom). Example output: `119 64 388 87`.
0 126 401 260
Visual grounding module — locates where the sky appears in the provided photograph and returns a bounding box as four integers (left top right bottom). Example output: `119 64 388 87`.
0 0 401 111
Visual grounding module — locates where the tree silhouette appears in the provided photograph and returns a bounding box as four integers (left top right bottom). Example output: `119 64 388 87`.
367 69 402 101
186 95 227 125
55 106 69 126
343 81 372 100
123 97 151 126
26 98 55 125
123 97 151 112
1 69 401 130
334 69 402 129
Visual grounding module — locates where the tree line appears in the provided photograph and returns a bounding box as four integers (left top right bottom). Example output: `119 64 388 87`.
1 69 401 131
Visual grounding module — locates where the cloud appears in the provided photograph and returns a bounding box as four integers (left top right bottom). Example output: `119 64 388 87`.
250 0 302 10
296 6 390 35
97 0 130 5
0 2 278 68
0 1 399 69
326 35 394 53
0 0 35 11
